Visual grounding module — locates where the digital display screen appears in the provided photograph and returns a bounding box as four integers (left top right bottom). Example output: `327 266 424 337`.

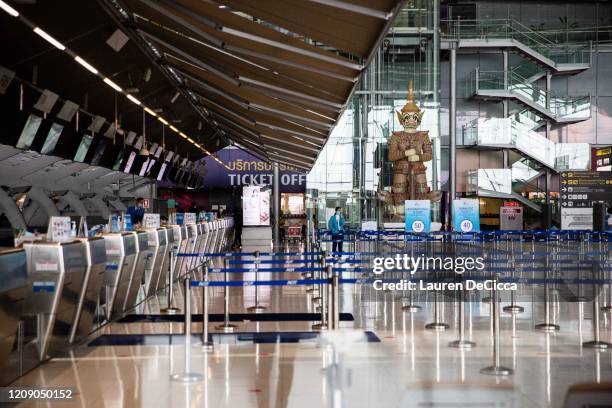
90 139 108 166
74 134 93 162
16 114 43 150
138 158 150 176
112 148 125 171
123 151 136 173
146 158 156 175
40 122 63 154
157 163 168 181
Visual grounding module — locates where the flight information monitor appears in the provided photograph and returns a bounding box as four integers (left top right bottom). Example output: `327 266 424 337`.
15 114 43 150
73 134 93 163
39 122 64 154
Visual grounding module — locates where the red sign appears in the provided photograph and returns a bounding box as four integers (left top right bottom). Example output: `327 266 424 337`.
142 198 150 209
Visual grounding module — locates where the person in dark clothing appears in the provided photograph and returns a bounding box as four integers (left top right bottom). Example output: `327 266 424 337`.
233 207 243 248
127 197 145 226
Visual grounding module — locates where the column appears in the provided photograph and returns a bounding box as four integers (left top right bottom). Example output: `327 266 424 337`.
273 162 281 244
449 44 457 226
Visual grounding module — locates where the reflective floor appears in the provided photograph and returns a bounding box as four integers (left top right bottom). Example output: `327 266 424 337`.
11 244 612 408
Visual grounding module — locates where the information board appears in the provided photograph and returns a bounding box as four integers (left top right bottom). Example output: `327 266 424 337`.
47 216 72 242
452 199 480 233
561 208 593 230
560 171 612 208
592 146 611 171
143 213 160 229
500 206 523 230
405 200 431 233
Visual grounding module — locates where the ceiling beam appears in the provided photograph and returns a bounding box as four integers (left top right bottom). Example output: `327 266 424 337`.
306 0 394 20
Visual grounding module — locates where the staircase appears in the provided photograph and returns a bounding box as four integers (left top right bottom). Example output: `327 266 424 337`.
443 19 592 73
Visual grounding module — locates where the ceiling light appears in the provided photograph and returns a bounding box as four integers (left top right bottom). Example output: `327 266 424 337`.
33 27 66 51
179 132 187 139
144 107 157 117
170 91 180 103
126 94 141 105
187 137 194 143
158 117 169 125
139 144 150 156
197 121 202 130
74 56 98 75
0 1 19 17
169 125 179 132
103 77 122 92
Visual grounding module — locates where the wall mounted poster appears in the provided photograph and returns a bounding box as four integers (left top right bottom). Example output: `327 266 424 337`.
452 199 480 233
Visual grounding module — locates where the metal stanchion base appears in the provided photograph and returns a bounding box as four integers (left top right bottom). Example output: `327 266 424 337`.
425 322 449 331
215 323 237 333
480 366 513 376
247 305 266 313
402 305 421 313
170 372 204 383
481 297 492 303
582 340 611 349
535 323 560 332
312 323 328 330
201 342 214 351
503 305 525 314
448 340 476 349
161 307 180 314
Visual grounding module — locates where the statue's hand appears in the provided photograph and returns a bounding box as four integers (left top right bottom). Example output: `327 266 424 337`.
404 148 416 158
408 154 420 162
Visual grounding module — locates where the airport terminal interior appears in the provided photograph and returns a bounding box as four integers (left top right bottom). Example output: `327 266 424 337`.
0 0 611 407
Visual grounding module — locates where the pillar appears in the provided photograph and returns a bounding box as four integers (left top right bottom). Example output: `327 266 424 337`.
273 162 280 244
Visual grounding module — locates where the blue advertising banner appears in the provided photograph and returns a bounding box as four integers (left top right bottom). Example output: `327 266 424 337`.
405 200 431 233
452 199 481 233
202 147 306 193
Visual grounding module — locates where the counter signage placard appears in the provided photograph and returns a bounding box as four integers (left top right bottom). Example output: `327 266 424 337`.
184 213 197 224
143 213 160 229
47 216 71 242
452 199 480 233
175 213 184 225
404 200 431 233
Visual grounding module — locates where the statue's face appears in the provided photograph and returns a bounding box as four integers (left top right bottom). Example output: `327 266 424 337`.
399 111 422 130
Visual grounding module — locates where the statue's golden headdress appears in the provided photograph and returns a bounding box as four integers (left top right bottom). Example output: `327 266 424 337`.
396 80 424 125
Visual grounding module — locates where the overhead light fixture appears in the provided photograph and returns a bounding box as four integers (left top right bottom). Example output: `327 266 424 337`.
74 56 98 75
170 91 180 104
169 125 179 132
144 107 157 117
0 1 19 17
158 117 169 125
179 132 187 139
139 143 150 156
103 77 122 92
33 27 66 51
126 94 141 105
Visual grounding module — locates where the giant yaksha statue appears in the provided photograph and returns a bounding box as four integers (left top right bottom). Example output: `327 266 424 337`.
379 81 441 221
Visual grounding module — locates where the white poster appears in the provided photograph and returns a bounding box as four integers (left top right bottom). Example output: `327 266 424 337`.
405 200 431 233
561 207 593 230
243 186 270 226
143 213 161 229
500 206 523 230
47 216 72 242
183 212 197 225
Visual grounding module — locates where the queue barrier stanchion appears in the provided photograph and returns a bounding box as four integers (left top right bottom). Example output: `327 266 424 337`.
162 250 180 314
201 264 213 351
535 254 560 332
170 278 203 382
583 261 611 349
313 252 329 331
216 258 238 333
331 265 340 330
425 272 449 331
449 282 476 349
480 277 513 376
247 251 266 313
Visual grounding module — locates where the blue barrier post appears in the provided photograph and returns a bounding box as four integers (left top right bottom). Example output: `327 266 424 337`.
170 278 203 382
216 258 238 333
201 264 213 351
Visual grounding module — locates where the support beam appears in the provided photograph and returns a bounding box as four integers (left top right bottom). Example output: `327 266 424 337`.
306 0 393 20
273 162 280 244
449 44 457 225
0 189 26 229
28 187 60 217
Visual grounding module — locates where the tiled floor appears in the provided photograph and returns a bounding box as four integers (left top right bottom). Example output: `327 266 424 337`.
11 243 612 408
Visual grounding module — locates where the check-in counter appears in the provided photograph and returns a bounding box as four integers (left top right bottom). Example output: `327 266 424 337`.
170 225 189 280
142 228 168 297
0 248 30 385
209 221 220 254
154 227 176 292
121 231 149 313
68 237 106 344
101 233 137 320
178 224 197 278
199 222 212 264
22 240 87 360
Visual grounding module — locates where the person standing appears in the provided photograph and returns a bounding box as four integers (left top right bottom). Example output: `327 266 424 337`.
127 197 145 227
327 207 346 255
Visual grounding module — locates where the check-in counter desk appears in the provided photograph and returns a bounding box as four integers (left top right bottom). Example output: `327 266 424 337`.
142 228 168 297
154 227 176 292
209 221 220 254
169 225 188 280
121 231 149 313
68 237 106 344
186 223 202 278
22 240 87 360
0 248 30 385
101 233 137 320
199 222 212 264
177 224 196 278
